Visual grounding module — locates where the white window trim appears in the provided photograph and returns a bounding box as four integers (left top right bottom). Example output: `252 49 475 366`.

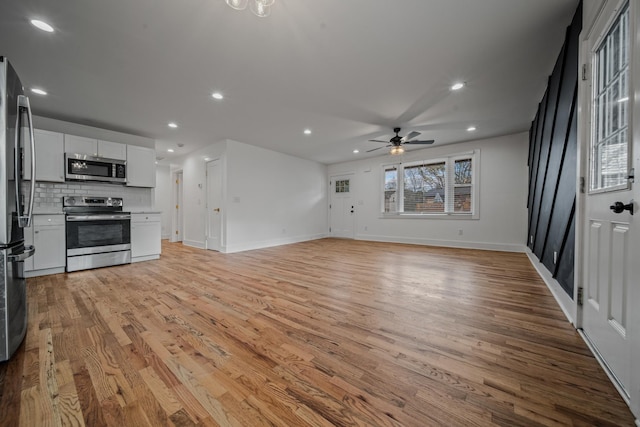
380 149 479 220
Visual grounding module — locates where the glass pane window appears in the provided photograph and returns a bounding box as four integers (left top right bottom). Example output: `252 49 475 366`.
453 158 472 213
335 179 350 193
590 3 629 191
384 167 398 213
403 162 446 213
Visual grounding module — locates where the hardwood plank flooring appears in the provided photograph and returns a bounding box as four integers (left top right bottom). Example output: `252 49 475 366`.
0 239 635 426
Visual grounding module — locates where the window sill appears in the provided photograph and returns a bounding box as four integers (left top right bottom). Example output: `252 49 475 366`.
380 213 478 220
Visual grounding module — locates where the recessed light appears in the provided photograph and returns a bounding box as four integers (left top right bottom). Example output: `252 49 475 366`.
30 19 54 33
304 129 312 135
155 161 158 165
167 149 175 153
31 88 47 95
467 126 477 132
204 157 211 161
353 149 359 154
168 122 178 128
451 82 465 91
212 92 224 100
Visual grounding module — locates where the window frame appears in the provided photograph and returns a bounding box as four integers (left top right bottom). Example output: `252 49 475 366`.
380 150 479 219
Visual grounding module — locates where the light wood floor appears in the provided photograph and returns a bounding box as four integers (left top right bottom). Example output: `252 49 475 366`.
0 239 635 426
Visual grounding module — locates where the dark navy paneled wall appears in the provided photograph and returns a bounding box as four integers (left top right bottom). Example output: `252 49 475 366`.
528 3 582 297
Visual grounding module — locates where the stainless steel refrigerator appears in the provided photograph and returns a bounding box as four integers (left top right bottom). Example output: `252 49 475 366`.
0 56 36 362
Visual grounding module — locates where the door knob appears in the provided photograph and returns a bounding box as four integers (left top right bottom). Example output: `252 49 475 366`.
213 208 220 212
609 200 634 215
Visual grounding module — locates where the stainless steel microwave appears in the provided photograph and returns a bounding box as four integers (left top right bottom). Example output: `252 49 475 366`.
65 153 126 184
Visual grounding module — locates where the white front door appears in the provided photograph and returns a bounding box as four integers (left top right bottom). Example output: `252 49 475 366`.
582 0 637 398
206 159 222 251
329 175 355 238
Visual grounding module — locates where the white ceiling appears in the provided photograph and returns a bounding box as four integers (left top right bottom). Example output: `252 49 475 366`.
0 0 579 165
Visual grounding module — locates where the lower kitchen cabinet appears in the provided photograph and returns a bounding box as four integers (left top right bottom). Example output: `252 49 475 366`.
131 213 161 262
24 214 66 277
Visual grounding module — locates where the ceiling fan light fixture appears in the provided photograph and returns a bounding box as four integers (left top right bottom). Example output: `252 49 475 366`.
226 0 248 10
250 0 272 17
390 146 405 155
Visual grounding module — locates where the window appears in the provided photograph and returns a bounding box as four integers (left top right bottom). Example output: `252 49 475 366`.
382 152 476 216
590 2 629 192
335 179 350 193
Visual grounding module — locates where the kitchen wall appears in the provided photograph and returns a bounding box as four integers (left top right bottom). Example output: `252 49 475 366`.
175 139 327 252
327 133 529 251
28 181 152 212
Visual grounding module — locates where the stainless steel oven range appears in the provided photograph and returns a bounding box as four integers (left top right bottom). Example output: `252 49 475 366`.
63 196 131 272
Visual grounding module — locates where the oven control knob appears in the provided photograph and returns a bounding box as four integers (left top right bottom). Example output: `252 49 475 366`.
66 197 76 205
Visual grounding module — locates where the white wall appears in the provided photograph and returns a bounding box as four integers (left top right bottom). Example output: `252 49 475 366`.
154 165 172 239
224 140 328 253
175 139 327 252
327 132 529 252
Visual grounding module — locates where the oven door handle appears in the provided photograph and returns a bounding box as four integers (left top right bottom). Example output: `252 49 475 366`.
66 214 131 221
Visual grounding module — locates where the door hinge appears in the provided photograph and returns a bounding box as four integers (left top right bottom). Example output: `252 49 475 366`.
175 230 179 235
329 204 331 209
176 179 179 184
580 176 585 193
329 227 331 233
176 204 179 209
628 168 635 183
581 64 588 81
577 287 584 306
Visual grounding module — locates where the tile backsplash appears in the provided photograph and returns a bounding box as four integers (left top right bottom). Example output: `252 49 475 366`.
22 181 153 212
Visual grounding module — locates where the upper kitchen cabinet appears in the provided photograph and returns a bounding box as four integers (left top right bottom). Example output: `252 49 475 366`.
64 134 96 155
126 145 156 187
23 129 65 182
98 140 126 160
64 134 126 160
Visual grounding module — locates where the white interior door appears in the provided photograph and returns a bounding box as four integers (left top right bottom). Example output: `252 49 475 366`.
329 175 355 238
582 0 637 398
206 160 222 251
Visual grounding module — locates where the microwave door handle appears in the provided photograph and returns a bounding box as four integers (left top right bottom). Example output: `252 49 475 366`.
16 95 36 228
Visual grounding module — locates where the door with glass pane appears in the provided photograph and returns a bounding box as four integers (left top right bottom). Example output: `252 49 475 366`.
329 175 355 238
582 0 635 397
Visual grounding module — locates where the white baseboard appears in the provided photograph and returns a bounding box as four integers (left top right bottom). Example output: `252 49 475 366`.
525 248 575 325
354 234 526 253
224 233 327 254
25 267 65 278
131 254 160 263
183 239 205 249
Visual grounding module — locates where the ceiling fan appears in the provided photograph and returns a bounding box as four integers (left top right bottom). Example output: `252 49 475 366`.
367 127 434 153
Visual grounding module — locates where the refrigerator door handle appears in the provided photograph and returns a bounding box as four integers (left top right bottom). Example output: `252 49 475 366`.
8 245 35 262
15 95 36 228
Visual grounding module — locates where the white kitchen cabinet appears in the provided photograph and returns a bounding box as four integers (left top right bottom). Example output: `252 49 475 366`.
64 134 97 156
98 140 126 160
131 213 161 262
126 145 156 187
64 134 126 160
24 214 66 277
23 129 65 182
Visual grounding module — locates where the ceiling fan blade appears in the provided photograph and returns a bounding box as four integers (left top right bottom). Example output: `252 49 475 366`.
368 139 391 143
401 131 421 142
405 139 435 145
366 145 391 153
